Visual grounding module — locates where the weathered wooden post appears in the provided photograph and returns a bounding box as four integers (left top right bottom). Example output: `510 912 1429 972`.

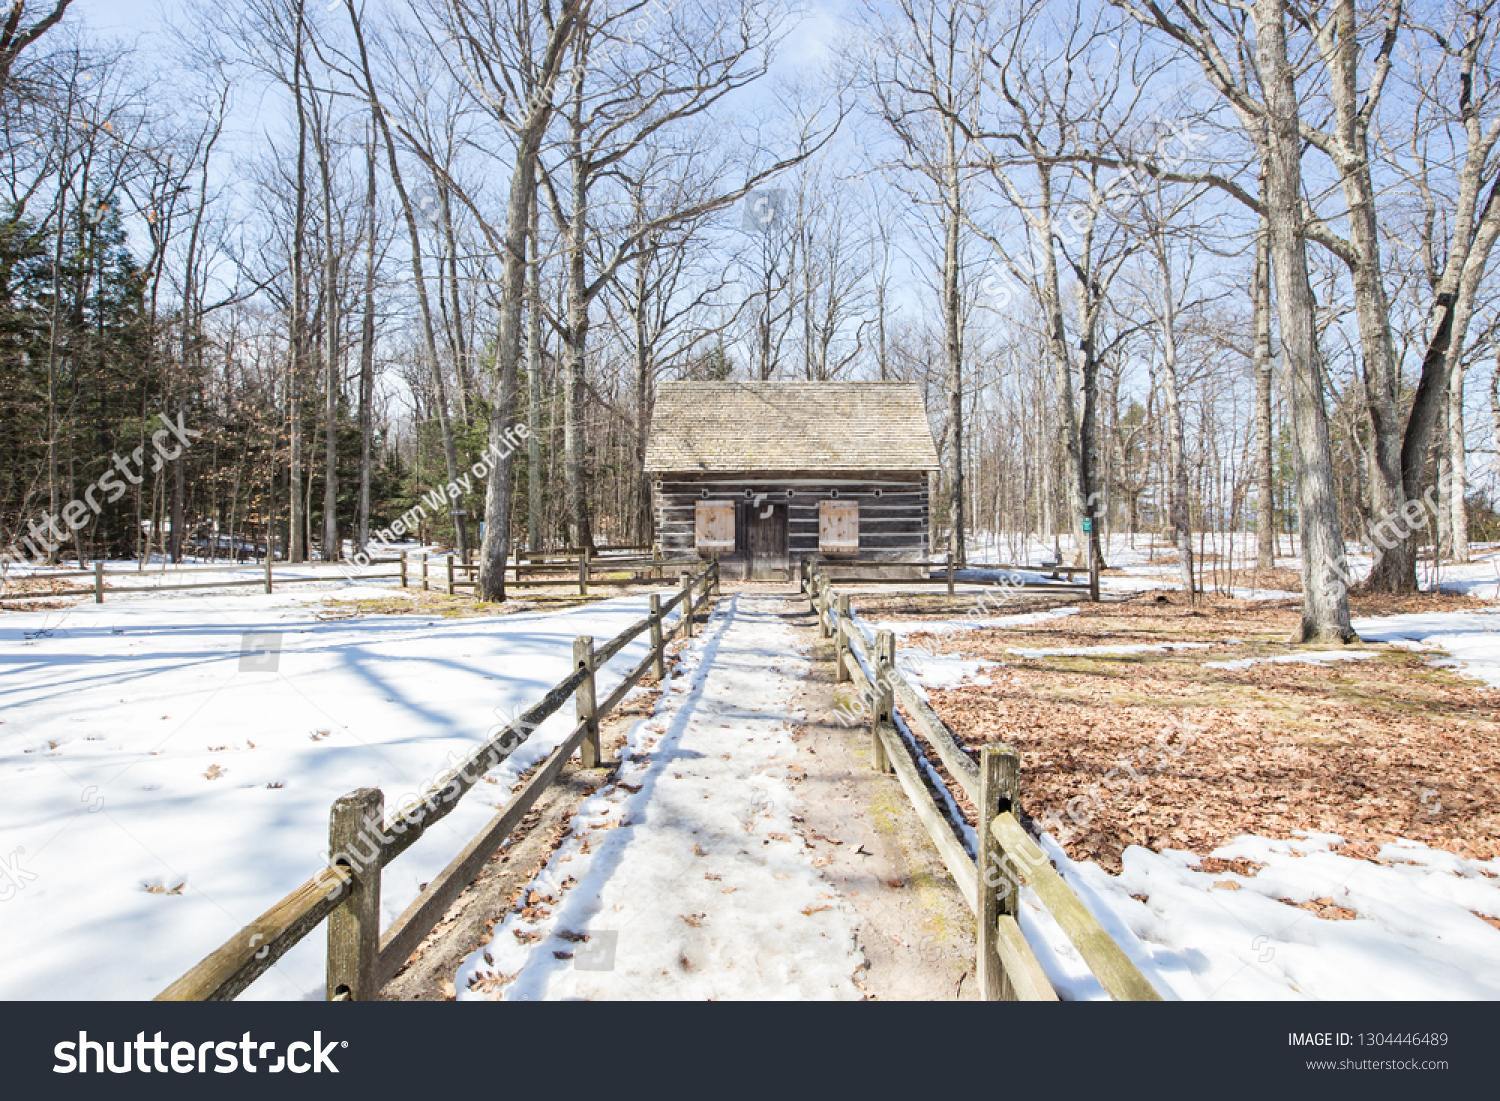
818 579 833 639
264 555 273 595
421 553 429 592
579 548 590 596
872 629 895 773
835 594 851 684
650 594 666 682
326 788 384 1001
680 573 694 639
947 556 955 597
713 555 721 595
652 548 662 581
94 561 104 604
977 745 1021 1001
446 555 455 596
399 552 408 588
574 636 600 768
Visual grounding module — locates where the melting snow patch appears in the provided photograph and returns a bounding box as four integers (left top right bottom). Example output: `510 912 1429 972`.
1006 642 1211 659
1205 651 1377 671
875 605 1079 637
1025 830 1500 1000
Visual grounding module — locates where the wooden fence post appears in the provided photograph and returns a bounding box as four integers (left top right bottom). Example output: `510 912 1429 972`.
326 788 384 1001
713 555 721 595
947 556 955 597
446 555 455 596
579 548 590 596
94 561 104 604
574 636 600 768
653 548 662 581
977 745 1021 1001
819 580 833 639
835 594 851 683
421 554 429 592
872 629 895 773
680 574 694 639
650 594 666 682
264 555 273 595
399 552 407 589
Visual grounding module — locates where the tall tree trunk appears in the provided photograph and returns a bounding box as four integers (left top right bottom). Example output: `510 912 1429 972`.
562 65 594 552
315 95 340 562
473 0 588 600
941 110 965 568
527 187 544 554
1253 184 1276 571
288 0 310 563
357 126 377 554
1490 338 1500 482
1448 361 1470 562
477 142 541 600
1255 0 1354 642
439 187 472 426
632 227 653 546
1156 241 1194 601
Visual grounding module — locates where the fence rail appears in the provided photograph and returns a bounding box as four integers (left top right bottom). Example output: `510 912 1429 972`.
0 549 705 605
806 569 1160 1002
412 550 705 597
0 559 406 604
155 558 721 1001
799 556 1091 596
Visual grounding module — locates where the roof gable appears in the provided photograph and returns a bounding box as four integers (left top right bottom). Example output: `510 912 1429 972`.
644 381 941 473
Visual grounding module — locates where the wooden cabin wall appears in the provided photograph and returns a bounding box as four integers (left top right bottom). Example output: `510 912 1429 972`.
653 471 930 562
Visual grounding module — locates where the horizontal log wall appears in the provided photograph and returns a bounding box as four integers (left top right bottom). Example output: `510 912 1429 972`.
653 471 930 564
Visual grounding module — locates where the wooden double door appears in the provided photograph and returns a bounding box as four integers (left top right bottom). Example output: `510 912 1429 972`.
741 501 789 581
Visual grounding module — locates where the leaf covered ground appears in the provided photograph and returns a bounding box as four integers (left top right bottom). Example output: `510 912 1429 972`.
864 590 1500 874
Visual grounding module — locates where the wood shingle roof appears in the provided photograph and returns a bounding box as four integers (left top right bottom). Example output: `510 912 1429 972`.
644 381 940 473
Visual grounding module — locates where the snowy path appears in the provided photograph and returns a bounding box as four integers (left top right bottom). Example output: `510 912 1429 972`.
455 594 865 1000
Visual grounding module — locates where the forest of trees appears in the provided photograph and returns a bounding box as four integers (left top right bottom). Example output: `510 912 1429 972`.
2 0 1499 640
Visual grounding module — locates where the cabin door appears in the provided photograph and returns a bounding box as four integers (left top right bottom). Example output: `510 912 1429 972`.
745 502 789 581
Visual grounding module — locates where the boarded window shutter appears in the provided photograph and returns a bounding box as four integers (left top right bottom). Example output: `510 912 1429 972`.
695 501 735 553
819 501 859 555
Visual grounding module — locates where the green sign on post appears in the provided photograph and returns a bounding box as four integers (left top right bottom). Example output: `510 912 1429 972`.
1082 519 1093 533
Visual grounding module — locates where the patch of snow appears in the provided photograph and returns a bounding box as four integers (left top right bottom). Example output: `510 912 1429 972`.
0 588 680 999
1023 830 1500 1000
874 606 1079 638
1354 609 1500 688
1205 651 1378 671
1006 642 1212 659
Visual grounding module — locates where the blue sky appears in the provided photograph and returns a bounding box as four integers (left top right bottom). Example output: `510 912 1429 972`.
74 0 181 41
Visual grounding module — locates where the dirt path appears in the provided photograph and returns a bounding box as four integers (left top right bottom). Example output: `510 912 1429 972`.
778 592 977 1000
383 587 974 1000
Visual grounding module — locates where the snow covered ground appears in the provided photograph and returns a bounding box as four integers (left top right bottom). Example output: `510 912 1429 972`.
1034 832 1500 1000
7 535 1500 1001
0 580 673 1000
454 594 864 1001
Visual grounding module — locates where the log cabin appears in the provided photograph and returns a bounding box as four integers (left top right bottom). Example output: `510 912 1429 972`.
644 381 941 581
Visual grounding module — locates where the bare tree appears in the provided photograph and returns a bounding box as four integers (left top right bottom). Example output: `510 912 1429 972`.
531 1 826 549
861 0 984 566
0 0 74 101
341 0 472 562
1109 0 1355 640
